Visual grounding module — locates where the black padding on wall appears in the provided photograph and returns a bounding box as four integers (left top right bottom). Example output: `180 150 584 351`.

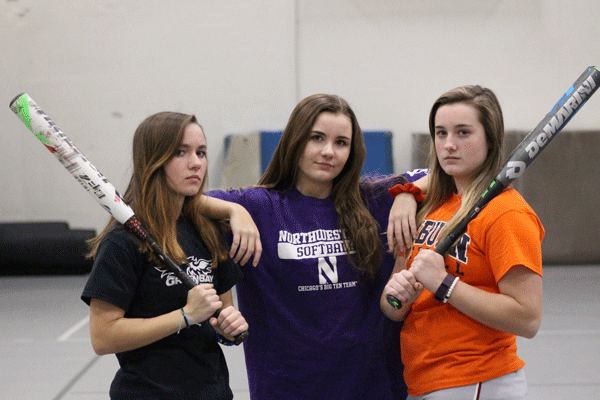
0 222 96 275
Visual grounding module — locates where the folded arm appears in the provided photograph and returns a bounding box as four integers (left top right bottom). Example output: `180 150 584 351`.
387 174 429 253
199 195 262 266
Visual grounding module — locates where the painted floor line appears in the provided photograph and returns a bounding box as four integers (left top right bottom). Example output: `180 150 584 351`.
57 316 89 342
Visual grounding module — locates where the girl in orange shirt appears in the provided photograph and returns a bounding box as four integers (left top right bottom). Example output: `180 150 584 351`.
381 85 544 400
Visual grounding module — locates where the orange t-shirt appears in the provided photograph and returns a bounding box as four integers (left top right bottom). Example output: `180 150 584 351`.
402 188 544 395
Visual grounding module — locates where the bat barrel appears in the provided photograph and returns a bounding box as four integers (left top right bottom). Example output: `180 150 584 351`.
496 66 600 187
9 93 135 225
10 92 248 345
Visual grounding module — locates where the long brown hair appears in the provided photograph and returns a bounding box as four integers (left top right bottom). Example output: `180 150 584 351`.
88 112 229 267
259 94 383 279
417 85 505 247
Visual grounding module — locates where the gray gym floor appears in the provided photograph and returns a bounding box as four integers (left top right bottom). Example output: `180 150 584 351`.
2 265 599 399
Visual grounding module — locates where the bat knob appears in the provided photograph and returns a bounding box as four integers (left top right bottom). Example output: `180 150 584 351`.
213 308 248 345
234 331 249 345
386 294 403 309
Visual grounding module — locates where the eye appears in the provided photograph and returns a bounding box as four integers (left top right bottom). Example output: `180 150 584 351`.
175 149 186 157
310 133 323 141
197 150 207 158
336 138 350 146
458 129 470 136
435 130 447 137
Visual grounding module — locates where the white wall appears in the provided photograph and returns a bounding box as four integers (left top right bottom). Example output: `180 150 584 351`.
2 0 599 232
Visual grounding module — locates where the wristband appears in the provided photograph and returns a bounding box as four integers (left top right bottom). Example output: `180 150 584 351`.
216 332 236 346
443 276 460 303
388 183 425 202
180 308 190 328
434 273 456 302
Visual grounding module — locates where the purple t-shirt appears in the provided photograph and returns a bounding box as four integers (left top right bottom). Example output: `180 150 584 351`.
209 171 426 400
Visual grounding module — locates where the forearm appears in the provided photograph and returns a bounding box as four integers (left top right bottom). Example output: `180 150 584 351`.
412 174 429 194
219 290 234 309
445 284 537 337
431 268 543 338
387 173 429 252
200 195 262 266
90 303 184 355
198 194 238 220
412 251 543 338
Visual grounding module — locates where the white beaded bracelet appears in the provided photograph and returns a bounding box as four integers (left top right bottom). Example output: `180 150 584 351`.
443 276 460 303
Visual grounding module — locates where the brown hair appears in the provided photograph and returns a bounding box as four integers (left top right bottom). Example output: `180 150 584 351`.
88 112 229 266
259 94 383 279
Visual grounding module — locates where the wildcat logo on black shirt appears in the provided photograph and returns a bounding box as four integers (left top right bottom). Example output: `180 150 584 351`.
155 256 214 286
186 256 214 284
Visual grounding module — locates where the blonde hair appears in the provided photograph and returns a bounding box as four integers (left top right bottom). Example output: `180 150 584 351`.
417 85 505 248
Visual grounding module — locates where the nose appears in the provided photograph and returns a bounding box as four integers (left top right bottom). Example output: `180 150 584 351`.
189 154 204 170
321 141 334 157
444 134 457 151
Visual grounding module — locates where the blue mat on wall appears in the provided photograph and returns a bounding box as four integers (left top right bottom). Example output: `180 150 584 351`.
259 130 394 176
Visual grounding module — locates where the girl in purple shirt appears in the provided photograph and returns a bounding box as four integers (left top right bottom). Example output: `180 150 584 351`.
203 94 425 399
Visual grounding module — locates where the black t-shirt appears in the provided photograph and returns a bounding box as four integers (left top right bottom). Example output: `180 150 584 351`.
81 217 243 400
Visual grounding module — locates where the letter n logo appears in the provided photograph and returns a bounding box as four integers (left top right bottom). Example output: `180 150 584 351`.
318 257 338 284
